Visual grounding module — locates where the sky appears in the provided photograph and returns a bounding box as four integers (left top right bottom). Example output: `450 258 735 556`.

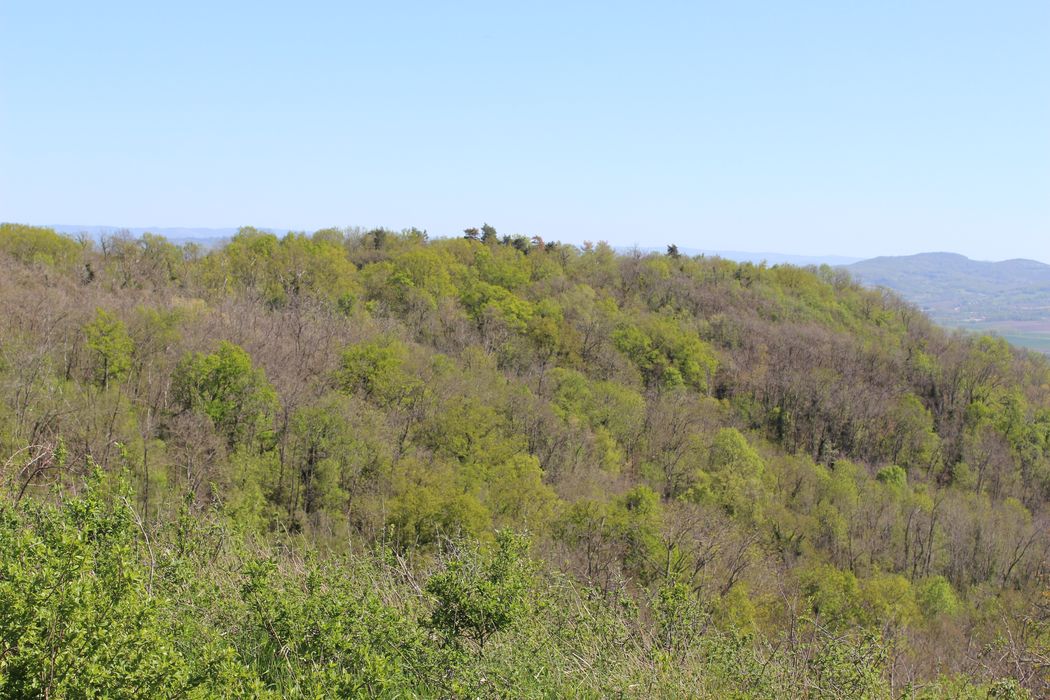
1 1 1048 261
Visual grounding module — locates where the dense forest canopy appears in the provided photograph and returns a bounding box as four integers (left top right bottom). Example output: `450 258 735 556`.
0 222 1047 698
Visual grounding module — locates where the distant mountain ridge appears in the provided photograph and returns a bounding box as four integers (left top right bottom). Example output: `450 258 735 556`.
847 252 1050 319
850 252 1050 287
621 246 861 267
46 225 289 245
846 252 1050 353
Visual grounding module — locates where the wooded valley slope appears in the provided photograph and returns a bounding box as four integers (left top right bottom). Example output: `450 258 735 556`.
0 224 1047 698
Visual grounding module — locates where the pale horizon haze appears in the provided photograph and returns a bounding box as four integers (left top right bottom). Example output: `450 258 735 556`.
2 2 1048 261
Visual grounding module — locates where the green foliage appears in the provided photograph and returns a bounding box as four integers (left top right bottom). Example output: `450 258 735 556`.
799 563 863 628
204 227 358 306
859 572 918 629
426 531 533 651
883 394 940 472
876 464 908 488
549 367 646 446
386 457 491 547
239 558 427 697
805 631 888 699
689 427 767 518
84 307 134 388
337 337 420 406
916 575 960 618
713 582 758 631
0 471 209 697
613 316 718 391
554 486 664 585
653 581 705 652
172 341 277 446
472 245 531 290
459 273 536 333
0 228 1047 696
0 223 83 266
484 453 557 529
363 246 458 314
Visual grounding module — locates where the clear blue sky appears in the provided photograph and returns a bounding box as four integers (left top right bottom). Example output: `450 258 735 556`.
2 1 1048 260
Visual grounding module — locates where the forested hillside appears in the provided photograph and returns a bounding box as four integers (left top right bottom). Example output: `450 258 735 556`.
1 223 1047 698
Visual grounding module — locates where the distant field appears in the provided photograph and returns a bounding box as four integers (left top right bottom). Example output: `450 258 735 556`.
994 333 1050 354
954 322 1050 354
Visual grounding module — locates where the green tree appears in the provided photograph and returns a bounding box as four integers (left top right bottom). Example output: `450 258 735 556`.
425 530 532 652
0 470 219 697
172 342 277 447
0 223 83 267
916 575 960 618
84 308 133 389
337 338 421 407
687 428 767 519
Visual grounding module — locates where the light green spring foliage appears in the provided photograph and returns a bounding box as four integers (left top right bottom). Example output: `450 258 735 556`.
0 223 83 267
613 315 718 391
5 474 1026 699
84 307 133 388
0 225 1047 696
202 227 359 307
917 575 961 618
337 337 420 406
172 341 278 446
425 530 533 650
689 427 768 518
